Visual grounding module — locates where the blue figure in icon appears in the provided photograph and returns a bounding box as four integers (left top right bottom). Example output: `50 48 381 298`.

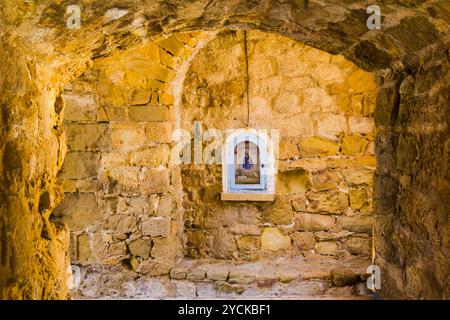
242 150 254 170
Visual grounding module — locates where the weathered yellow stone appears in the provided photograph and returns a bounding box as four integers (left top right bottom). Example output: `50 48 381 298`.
348 116 375 134
295 213 335 231
316 113 347 137
277 169 311 194
129 144 170 167
175 33 198 46
299 137 339 157
355 155 376 167
77 233 93 264
341 168 374 186
261 228 291 251
316 241 339 255
348 69 377 93
307 191 348 214
96 106 128 121
129 105 170 122
236 236 260 251
279 139 299 160
145 122 172 143
158 36 186 57
262 199 294 225
292 232 315 250
159 92 174 105
311 168 338 191
341 135 369 155
140 168 171 193
111 123 147 152
349 189 368 211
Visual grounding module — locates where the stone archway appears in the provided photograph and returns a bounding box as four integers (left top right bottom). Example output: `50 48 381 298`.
0 1 449 299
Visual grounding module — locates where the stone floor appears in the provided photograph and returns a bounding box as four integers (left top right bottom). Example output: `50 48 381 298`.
72 255 373 299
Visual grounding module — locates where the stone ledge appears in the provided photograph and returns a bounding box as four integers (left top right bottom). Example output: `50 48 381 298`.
221 193 275 202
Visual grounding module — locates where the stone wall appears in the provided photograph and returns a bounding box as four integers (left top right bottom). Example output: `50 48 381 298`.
55 33 205 277
1 0 448 300
181 31 378 261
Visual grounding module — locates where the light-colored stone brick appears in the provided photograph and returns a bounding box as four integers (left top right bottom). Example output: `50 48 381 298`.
236 236 260 251
139 168 171 193
142 217 171 237
315 240 339 255
63 93 97 121
129 106 169 122
294 213 335 231
145 122 172 143
111 123 147 152
341 168 374 186
66 123 111 151
261 227 291 251
348 117 375 134
299 137 339 157
292 231 316 250
129 144 170 167
342 135 369 155
306 191 348 214
60 151 100 180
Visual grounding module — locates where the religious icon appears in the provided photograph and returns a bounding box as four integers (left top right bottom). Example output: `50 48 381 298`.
234 140 261 184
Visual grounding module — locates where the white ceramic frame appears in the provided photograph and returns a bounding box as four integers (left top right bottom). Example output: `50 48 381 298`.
222 129 275 198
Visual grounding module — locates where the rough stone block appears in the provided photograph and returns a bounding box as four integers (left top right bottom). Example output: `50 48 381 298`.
306 191 348 214
129 144 170 167
213 229 237 258
55 193 101 230
139 168 171 193
315 241 339 255
331 268 359 287
158 36 186 57
276 269 299 283
277 169 311 194
349 189 369 210
142 217 171 237
128 237 152 258
106 215 138 234
111 123 147 152
145 122 172 143
103 166 140 194
207 266 230 281
348 117 375 134
279 139 299 160
261 227 291 251
292 231 316 250
60 151 100 179
311 169 338 191
77 233 93 264
262 199 293 225
66 123 111 151
342 135 369 155
344 237 371 255
228 269 257 284
63 179 100 193
229 224 261 236
107 241 127 257
63 92 97 121
128 106 169 122
96 106 128 121
186 269 206 281
299 137 339 157
236 236 260 251
341 168 374 186
294 213 335 231
136 259 172 276
316 114 347 138
157 194 175 217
